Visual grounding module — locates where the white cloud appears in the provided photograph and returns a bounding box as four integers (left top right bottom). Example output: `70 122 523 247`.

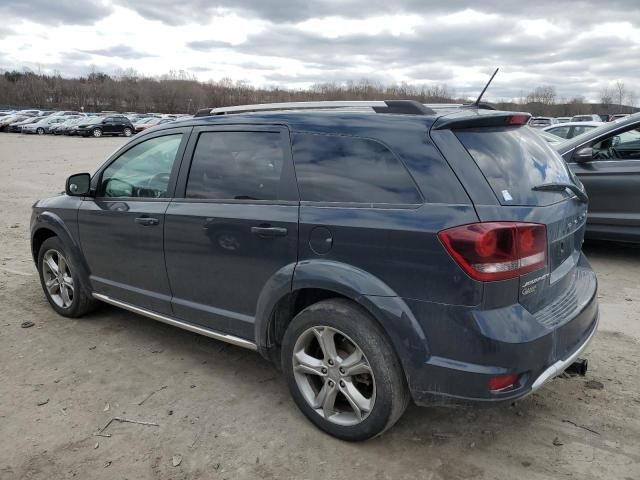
0 1 639 102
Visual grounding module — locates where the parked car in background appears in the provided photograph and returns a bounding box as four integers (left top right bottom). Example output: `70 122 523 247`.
556 117 572 123
571 114 601 122
542 121 603 140
75 115 135 137
609 113 630 122
0 114 34 131
32 101 599 441
50 117 82 135
529 117 558 128
18 109 42 116
134 116 175 133
51 110 83 117
554 113 640 243
534 128 564 144
22 116 67 135
7 116 41 133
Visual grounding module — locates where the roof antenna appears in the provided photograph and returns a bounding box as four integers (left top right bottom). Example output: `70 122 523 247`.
473 67 499 106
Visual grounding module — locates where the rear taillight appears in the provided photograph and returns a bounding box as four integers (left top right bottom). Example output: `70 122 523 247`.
438 222 547 281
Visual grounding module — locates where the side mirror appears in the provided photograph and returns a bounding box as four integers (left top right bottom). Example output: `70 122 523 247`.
65 173 91 196
574 147 593 163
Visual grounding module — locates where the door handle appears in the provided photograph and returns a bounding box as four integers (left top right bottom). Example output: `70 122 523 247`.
250 226 288 237
135 217 159 226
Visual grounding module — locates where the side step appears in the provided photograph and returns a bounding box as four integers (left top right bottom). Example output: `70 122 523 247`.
92 293 257 351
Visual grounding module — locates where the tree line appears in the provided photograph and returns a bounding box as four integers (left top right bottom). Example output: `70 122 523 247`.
0 68 637 117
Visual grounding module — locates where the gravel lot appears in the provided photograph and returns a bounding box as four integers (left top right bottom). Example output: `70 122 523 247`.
0 134 639 480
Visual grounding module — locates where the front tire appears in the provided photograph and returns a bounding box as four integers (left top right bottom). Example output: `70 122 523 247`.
92 128 102 138
37 127 45 135
281 299 409 441
37 237 96 318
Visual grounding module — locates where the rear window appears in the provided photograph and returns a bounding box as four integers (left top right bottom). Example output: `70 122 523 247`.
455 126 573 206
292 133 421 204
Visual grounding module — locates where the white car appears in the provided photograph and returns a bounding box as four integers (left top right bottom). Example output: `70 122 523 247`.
542 121 603 140
571 114 603 122
534 129 564 144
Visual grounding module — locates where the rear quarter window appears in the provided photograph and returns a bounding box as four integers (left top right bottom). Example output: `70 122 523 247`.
455 126 573 206
292 133 422 205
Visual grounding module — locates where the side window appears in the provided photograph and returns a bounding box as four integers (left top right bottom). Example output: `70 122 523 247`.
592 127 640 160
100 134 183 198
292 133 422 204
547 126 570 138
571 125 594 137
186 131 285 200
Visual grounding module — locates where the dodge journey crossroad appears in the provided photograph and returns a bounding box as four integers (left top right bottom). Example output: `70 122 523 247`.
31 100 599 440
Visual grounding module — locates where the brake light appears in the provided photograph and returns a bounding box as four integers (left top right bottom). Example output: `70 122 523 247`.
507 114 530 125
438 222 547 281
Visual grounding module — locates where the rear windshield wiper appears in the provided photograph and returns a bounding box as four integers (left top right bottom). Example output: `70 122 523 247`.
532 182 588 203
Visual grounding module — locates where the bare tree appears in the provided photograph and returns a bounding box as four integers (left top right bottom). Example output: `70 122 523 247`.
614 81 627 106
600 86 613 106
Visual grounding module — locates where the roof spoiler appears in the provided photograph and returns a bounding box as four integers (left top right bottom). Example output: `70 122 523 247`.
433 112 531 130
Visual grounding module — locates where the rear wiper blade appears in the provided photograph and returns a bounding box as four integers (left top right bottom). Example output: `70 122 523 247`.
532 182 588 203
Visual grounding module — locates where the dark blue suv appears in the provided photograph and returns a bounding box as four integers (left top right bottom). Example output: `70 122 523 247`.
31 100 599 440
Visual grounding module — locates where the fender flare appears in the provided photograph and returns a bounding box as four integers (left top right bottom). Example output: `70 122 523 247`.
254 260 430 380
31 211 92 294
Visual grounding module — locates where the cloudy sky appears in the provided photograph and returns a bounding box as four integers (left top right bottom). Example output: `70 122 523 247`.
1 0 639 102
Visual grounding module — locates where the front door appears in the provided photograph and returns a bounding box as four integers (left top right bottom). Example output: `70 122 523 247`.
571 125 640 239
78 129 189 313
164 126 299 339
101 117 116 134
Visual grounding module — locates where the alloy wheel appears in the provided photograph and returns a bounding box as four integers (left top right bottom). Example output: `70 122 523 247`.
42 249 74 309
93 128 102 137
292 326 376 426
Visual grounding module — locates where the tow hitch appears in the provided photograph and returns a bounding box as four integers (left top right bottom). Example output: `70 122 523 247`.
565 358 588 376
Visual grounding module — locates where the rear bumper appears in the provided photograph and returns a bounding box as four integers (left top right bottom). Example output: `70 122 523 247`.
530 314 598 391
408 255 599 405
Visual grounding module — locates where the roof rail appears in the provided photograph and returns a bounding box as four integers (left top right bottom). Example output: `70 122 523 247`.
423 103 496 111
195 100 436 117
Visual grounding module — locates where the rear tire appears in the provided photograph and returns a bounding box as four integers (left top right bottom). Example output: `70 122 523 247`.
37 237 97 318
123 127 132 137
37 127 45 135
281 298 409 441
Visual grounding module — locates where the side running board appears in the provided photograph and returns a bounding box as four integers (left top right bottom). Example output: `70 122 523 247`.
92 293 257 351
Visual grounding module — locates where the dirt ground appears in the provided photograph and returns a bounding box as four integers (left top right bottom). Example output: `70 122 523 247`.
0 134 638 480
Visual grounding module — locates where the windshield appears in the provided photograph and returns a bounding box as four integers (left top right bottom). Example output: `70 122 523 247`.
455 126 574 206
84 117 103 125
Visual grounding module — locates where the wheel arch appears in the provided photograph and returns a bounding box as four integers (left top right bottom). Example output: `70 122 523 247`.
254 260 430 381
31 212 92 293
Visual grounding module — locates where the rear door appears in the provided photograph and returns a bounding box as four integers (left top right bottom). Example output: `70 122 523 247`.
163 125 299 339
